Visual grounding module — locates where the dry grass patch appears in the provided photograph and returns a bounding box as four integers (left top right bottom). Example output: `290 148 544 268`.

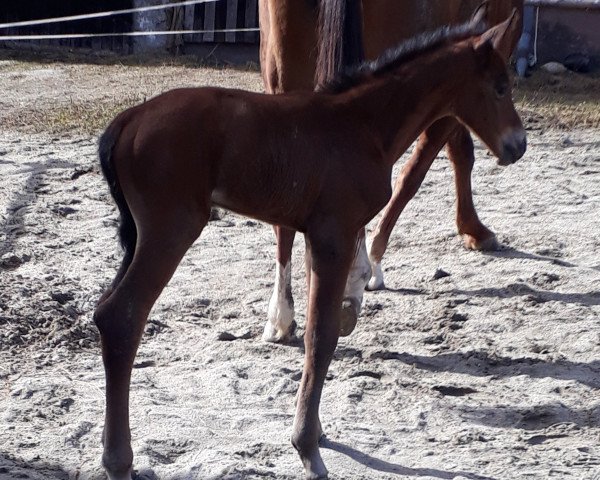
514 70 600 130
1 46 599 134
3 97 144 135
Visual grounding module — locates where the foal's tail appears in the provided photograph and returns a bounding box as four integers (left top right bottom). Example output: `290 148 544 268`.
315 0 364 87
98 117 137 273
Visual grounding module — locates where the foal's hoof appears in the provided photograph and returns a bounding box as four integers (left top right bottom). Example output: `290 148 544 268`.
339 299 359 337
366 262 385 291
462 232 500 251
262 320 297 343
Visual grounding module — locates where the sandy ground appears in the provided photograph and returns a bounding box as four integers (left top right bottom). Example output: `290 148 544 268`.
0 56 599 480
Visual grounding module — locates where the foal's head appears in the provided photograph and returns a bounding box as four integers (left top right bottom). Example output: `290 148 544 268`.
454 10 526 165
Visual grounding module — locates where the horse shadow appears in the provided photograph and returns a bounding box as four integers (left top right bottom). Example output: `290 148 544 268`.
0 452 72 480
321 438 496 480
481 245 576 268
457 402 600 430
0 157 80 258
451 284 600 307
369 350 600 389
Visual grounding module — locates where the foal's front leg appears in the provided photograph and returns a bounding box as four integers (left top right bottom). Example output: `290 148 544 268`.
292 229 355 479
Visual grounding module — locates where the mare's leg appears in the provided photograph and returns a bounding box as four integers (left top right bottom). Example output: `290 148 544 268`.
367 118 455 290
339 227 370 336
447 125 499 251
263 226 297 342
94 216 205 480
292 227 356 479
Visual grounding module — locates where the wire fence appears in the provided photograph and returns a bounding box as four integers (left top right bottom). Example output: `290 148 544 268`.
0 0 259 51
1 0 598 51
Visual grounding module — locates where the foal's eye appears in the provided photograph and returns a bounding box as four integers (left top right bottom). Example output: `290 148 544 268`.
495 82 508 99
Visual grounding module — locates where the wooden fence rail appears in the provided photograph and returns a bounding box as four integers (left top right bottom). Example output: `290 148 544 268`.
525 0 600 8
191 0 257 43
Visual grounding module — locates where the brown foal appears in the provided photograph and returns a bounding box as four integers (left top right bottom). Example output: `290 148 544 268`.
259 0 524 343
95 15 525 480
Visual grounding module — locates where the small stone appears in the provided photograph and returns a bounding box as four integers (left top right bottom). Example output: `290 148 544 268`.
217 332 237 341
71 167 94 180
53 206 78 217
432 268 451 280
217 331 252 341
541 62 567 74
560 136 574 147
0 253 29 269
50 292 74 305
59 398 74 411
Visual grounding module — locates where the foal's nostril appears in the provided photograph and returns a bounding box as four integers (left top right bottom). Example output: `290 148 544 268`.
518 135 527 158
499 144 517 165
509 130 527 162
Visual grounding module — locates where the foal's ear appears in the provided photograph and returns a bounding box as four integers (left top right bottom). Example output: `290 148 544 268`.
476 8 522 61
470 1 490 30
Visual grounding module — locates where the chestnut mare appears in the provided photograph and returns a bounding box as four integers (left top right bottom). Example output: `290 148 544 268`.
260 0 524 343
95 15 525 480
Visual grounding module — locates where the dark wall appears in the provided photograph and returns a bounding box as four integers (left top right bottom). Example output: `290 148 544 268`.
1 1 133 34
1 1 133 50
537 7 600 69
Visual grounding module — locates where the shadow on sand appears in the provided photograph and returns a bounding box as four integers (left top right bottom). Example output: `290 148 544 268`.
321 439 496 480
0 453 72 480
369 350 600 389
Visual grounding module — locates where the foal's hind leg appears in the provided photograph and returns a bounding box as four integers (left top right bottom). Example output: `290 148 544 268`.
292 227 355 479
447 125 499 251
263 225 297 343
94 217 205 480
367 118 455 290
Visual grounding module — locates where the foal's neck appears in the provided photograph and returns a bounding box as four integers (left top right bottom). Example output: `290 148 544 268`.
341 47 469 164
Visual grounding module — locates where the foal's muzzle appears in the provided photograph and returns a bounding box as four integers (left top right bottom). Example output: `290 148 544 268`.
498 128 527 166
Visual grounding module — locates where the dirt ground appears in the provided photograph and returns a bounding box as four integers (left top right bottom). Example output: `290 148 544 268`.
0 51 599 480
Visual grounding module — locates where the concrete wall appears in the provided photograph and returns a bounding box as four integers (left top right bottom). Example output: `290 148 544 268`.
132 0 169 52
536 7 600 69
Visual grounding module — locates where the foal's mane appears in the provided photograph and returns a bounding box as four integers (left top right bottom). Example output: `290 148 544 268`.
319 21 488 94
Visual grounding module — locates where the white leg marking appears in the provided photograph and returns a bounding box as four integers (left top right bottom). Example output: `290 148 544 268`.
344 236 370 306
366 235 385 291
367 262 384 291
263 261 295 343
340 236 371 336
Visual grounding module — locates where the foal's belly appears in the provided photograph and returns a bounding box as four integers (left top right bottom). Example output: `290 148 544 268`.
209 174 318 231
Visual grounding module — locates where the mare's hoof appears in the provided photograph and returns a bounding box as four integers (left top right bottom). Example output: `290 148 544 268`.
301 454 328 480
103 450 134 480
134 468 159 480
339 299 359 336
105 469 133 480
462 233 500 251
306 472 328 480
366 262 385 291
